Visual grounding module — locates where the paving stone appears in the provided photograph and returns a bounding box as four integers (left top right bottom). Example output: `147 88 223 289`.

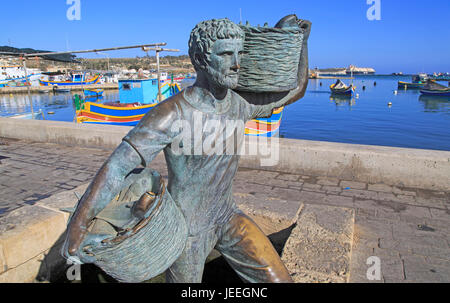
270 187 303 201
340 180 367 190
317 177 340 186
302 183 322 191
276 173 300 182
368 184 393 193
392 187 417 196
321 185 342 195
402 254 449 282
341 189 378 200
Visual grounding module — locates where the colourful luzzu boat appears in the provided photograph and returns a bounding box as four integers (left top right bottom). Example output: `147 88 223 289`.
76 80 181 126
39 73 101 86
245 107 283 137
84 88 104 97
76 79 284 136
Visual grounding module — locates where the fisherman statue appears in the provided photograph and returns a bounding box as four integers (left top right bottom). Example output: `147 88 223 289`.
62 15 311 283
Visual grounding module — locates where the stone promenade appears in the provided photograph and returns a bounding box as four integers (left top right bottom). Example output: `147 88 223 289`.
0 137 449 282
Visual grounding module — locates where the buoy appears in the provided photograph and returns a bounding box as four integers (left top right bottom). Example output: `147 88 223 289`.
394 90 398 95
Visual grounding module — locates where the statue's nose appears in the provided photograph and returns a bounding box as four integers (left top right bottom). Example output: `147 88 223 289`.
231 54 240 71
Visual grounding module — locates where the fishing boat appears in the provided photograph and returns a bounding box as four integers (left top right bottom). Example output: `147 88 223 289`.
76 80 181 126
39 72 101 86
53 86 71 93
7 109 44 120
398 73 428 89
245 107 283 137
330 79 355 95
420 80 450 96
84 88 104 97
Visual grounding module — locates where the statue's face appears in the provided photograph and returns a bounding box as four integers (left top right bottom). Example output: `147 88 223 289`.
205 38 244 89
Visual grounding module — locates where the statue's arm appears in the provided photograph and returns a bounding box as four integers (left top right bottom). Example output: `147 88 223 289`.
63 141 142 258
62 100 180 261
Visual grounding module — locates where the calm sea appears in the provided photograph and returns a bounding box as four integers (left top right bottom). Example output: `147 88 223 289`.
1 75 449 151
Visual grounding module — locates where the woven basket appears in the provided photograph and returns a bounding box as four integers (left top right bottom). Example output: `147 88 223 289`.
236 25 304 92
80 174 188 283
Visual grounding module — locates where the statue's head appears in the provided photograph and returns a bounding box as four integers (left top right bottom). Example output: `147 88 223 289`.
189 18 245 89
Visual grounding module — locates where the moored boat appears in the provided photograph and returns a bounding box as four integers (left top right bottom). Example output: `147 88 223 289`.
245 107 283 137
75 80 181 126
420 80 450 96
84 88 104 97
398 73 428 89
330 79 355 95
39 73 101 86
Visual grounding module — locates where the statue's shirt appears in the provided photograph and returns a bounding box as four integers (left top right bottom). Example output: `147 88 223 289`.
123 87 274 235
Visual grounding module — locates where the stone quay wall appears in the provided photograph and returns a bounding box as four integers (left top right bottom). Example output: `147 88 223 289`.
1 118 449 191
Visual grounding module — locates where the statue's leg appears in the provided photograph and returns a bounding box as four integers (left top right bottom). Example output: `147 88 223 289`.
215 211 293 283
166 228 218 283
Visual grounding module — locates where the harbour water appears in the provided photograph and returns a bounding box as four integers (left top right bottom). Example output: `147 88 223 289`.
1 75 449 151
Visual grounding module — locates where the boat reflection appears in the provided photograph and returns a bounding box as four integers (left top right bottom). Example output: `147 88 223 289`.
330 94 356 107
418 95 450 113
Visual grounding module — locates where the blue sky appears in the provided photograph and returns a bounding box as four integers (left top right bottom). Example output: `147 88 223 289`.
1 0 449 74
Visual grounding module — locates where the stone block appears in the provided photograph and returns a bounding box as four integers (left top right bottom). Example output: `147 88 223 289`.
0 243 5 274
281 204 355 283
234 193 303 235
0 205 67 269
0 252 46 283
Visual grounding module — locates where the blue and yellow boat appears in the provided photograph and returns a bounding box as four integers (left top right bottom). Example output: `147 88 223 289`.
84 88 104 97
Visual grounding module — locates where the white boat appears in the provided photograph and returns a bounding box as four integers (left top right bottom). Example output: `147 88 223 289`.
8 109 44 119
0 65 42 86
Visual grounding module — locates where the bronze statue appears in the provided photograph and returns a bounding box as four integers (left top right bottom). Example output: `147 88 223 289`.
62 15 311 283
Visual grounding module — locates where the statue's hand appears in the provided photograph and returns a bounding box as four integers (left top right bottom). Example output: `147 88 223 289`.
275 14 312 42
61 221 89 263
298 19 311 41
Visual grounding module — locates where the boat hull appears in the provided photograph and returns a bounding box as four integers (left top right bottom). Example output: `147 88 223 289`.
398 81 425 89
420 89 450 96
84 89 104 96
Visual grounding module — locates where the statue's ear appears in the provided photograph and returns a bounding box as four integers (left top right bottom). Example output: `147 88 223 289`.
193 53 205 70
